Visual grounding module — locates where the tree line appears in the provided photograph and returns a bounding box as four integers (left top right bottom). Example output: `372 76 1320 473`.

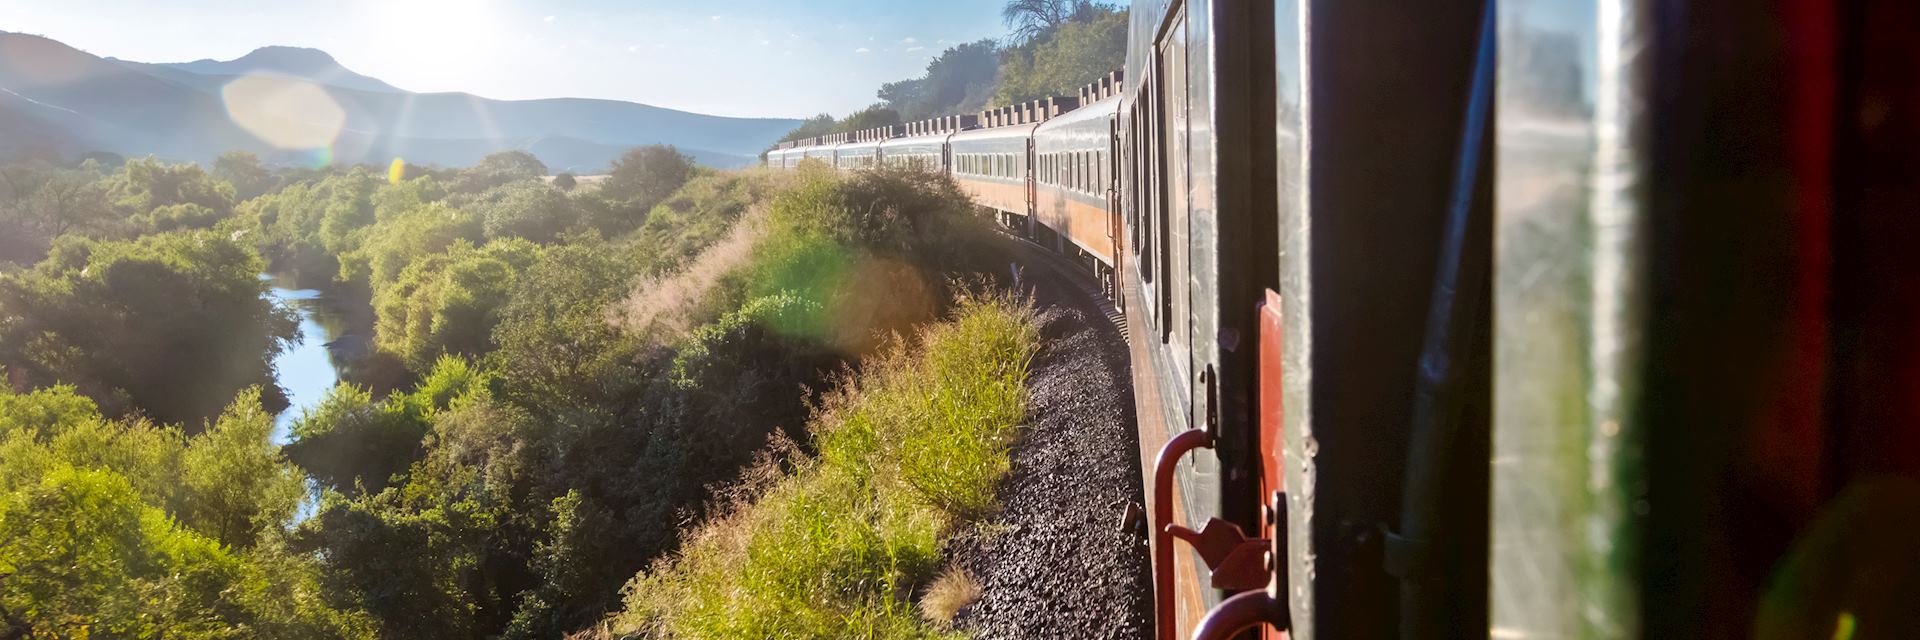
776 0 1127 145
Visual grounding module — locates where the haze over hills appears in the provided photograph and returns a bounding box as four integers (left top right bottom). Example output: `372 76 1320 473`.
0 32 802 170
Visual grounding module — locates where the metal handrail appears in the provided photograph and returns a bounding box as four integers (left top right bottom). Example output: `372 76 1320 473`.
1152 429 1214 640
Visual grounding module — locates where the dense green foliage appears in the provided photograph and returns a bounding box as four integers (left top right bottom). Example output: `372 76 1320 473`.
1 138 1004 638
991 4 1129 104
0 231 298 425
616 293 1037 638
0 386 374 637
878 40 1005 122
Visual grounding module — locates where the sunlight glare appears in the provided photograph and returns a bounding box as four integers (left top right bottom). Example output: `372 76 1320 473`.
369 0 507 71
221 75 345 150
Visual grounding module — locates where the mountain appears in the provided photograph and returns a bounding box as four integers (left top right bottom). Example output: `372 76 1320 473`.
0 32 796 169
146 46 404 93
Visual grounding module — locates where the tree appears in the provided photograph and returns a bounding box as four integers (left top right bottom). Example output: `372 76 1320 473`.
452 151 549 195
105 156 237 222
0 390 372 639
878 39 1003 120
489 240 643 423
339 201 481 290
0 166 112 263
838 104 904 134
600 145 695 225
777 114 838 144
1001 0 1104 44
476 180 579 243
552 172 577 191
214 150 276 201
284 385 429 495
993 4 1127 104
0 231 299 426
0 467 237 638
373 238 539 371
178 388 306 548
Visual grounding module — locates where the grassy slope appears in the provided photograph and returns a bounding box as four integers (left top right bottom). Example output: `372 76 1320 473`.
614 292 1038 639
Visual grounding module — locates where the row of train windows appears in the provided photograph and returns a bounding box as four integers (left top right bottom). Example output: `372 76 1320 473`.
1039 149 1109 195
837 155 877 167
885 155 939 170
956 153 1020 178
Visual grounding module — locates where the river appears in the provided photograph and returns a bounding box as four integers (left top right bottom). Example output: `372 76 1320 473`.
264 273 353 444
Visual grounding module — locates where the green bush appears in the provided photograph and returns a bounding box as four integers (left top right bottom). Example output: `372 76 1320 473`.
0 231 299 425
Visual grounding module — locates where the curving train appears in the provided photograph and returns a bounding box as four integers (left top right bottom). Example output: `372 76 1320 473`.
770 0 1920 638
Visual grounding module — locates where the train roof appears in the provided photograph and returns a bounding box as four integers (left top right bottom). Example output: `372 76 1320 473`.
1035 93 1123 132
948 121 1040 144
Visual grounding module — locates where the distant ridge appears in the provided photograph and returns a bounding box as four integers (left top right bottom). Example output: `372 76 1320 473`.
150 46 404 93
0 33 799 169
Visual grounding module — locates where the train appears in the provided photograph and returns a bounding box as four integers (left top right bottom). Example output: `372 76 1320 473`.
771 0 1920 638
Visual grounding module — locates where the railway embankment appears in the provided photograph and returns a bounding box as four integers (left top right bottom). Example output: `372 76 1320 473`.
947 239 1153 640
598 167 1148 638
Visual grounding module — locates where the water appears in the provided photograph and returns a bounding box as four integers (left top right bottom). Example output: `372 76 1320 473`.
264 273 350 443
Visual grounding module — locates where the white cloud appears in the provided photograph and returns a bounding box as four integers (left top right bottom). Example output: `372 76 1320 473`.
543 15 554 22
760 39 772 46
710 15 723 22
901 37 917 44
628 45 638 52
854 47 870 54
906 46 924 52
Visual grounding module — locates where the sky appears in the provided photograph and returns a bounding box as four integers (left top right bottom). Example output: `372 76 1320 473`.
0 0 1012 119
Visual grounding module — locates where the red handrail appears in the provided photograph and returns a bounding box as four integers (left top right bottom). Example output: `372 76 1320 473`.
1190 589 1289 640
1153 428 1214 640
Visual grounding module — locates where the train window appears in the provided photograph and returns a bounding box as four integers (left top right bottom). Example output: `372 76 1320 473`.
1082 150 1098 193
1083 151 1091 193
1069 152 1077 191
1085 151 1094 193
1089 151 1098 192
1098 149 1107 192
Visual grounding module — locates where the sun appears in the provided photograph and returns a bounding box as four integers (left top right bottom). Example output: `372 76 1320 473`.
367 0 507 70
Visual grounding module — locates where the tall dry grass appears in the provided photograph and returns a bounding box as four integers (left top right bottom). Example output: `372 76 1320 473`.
617 203 768 340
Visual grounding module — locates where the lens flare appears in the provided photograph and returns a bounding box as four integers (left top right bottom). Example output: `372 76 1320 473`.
221 75 346 151
389 158 407 184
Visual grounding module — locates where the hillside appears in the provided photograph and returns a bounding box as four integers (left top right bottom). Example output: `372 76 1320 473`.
0 32 793 169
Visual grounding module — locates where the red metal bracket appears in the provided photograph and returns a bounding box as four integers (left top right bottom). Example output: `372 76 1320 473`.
1165 518 1269 590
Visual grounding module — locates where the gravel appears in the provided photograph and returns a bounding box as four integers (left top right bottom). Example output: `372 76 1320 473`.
949 241 1153 640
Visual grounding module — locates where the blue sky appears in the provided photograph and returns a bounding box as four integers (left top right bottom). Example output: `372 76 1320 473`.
1 0 1011 118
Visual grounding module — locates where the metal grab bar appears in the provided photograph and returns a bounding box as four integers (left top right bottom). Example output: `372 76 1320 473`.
1190 589 1290 640
1153 429 1214 640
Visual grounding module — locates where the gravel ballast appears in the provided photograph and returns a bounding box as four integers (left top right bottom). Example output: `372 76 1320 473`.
950 241 1153 640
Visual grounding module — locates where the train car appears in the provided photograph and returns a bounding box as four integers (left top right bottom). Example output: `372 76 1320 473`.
1111 0 1278 635
947 121 1039 236
800 137 835 165
876 130 951 172
766 144 796 170
834 137 881 170
1119 0 1493 637
1031 91 1122 292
